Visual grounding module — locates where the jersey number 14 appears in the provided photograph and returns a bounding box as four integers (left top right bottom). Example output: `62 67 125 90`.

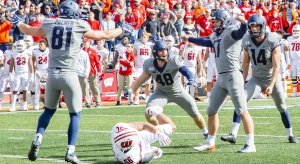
250 49 267 65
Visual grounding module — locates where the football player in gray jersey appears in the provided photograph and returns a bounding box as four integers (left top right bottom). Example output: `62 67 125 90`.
221 14 298 144
185 10 255 153
10 0 124 163
128 40 208 141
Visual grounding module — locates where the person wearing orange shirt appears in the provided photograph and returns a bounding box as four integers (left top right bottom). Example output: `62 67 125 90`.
281 2 297 32
267 2 280 22
0 15 12 52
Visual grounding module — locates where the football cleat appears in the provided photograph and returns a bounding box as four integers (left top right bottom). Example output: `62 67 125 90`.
133 99 139 105
237 144 256 153
221 133 236 144
28 140 40 161
194 144 216 152
9 106 16 112
65 152 81 164
203 133 208 139
95 102 101 108
116 101 121 106
288 136 298 144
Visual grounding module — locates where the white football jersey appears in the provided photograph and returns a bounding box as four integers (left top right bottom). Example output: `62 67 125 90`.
12 50 31 73
169 47 179 57
115 44 127 59
32 48 49 71
183 45 201 68
96 47 109 66
134 42 154 69
287 36 300 60
3 50 14 74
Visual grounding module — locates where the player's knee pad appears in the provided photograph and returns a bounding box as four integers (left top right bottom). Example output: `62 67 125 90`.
157 123 176 136
145 106 163 117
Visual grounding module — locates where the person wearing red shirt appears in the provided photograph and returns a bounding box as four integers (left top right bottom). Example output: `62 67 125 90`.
116 43 135 106
146 0 159 18
87 11 102 30
256 1 269 18
184 3 195 24
268 11 283 32
245 5 257 20
82 39 101 108
239 0 251 18
196 9 213 37
287 16 300 34
132 0 146 39
267 2 280 21
28 13 43 43
125 6 139 30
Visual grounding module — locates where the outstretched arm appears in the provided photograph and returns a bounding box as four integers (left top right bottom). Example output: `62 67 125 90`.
18 23 46 37
84 28 123 40
187 37 214 47
179 66 194 81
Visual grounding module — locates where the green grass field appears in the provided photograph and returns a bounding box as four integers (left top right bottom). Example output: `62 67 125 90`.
0 98 300 164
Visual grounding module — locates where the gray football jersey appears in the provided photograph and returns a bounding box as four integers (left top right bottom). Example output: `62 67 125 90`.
143 55 184 93
242 32 281 78
209 26 242 74
41 18 91 72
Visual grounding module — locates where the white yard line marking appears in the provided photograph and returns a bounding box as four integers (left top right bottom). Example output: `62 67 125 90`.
0 154 66 163
0 128 288 138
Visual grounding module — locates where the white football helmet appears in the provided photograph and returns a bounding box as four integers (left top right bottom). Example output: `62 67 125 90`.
292 25 300 38
163 35 175 48
197 76 207 88
23 35 34 48
112 124 140 153
14 40 26 52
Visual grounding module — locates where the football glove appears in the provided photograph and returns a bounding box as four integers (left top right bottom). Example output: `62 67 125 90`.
155 131 171 147
10 14 22 26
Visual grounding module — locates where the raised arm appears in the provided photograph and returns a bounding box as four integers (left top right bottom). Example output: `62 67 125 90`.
231 15 248 40
186 37 214 47
18 23 46 37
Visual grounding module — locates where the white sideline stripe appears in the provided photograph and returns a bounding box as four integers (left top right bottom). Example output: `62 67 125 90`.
0 154 65 163
1 128 288 138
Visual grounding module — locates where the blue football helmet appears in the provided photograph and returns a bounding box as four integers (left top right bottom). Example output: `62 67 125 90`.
247 14 266 38
153 40 168 61
212 10 232 35
59 0 80 19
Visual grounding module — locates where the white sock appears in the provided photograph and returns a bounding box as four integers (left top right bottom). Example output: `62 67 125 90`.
231 123 240 138
286 128 293 137
207 92 211 98
246 134 254 146
201 128 208 135
12 94 17 107
293 85 297 94
23 101 28 109
206 135 216 146
34 133 43 143
67 145 75 154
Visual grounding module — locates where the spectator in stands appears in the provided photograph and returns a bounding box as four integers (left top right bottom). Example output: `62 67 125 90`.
142 12 160 42
101 12 116 52
145 0 159 19
228 0 242 25
29 13 43 43
132 0 146 39
159 3 177 24
268 10 283 32
239 0 251 20
182 15 196 35
256 0 269 18
115 13 127 45
0 13 13 52
268 1 280 21
197 9 213 37
82 38 102 108
42 4 54 18
14 5 27 41
125 6 139 43
87 11 102 31
79 0 91 20
159 14 178 43
91 0 104 21
184 3 194 24
27 4 36 23
174 2 185 40
24 0 33 15
282 1 297 32
116 42 135 106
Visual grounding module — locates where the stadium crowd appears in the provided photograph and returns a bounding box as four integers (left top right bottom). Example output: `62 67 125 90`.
0 0 300 111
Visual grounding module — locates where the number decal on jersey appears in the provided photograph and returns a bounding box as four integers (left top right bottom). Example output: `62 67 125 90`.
115 126 126 133
214 39 221 58
155 73 174 86
291 43 300 51
124 157 134 164
250 49 267 65
205 22 211 29
187 52 195 60
16 57 26 65
38 56 48 65
140 48 149 55
51 26 72 50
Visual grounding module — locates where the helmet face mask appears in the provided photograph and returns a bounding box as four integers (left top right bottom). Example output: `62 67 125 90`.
153 40 168 61
292 25 300 38
248 14 266 38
